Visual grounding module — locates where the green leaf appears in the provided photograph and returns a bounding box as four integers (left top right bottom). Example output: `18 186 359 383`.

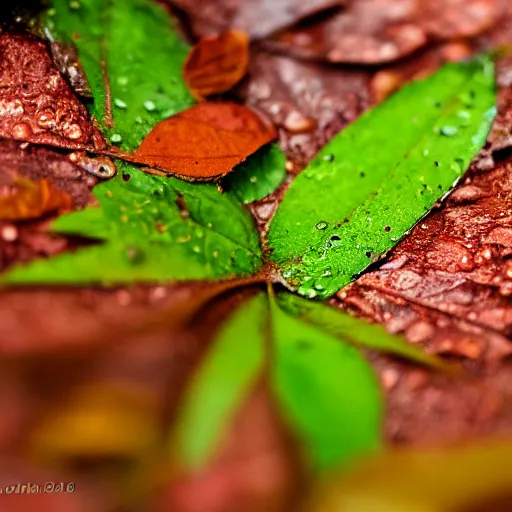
222 144 287 204
2 163 262 285
309 441 512 512
47 0 194 150
268 58 496 299
276 293 446 369
172 294 266 470
270 296 382 470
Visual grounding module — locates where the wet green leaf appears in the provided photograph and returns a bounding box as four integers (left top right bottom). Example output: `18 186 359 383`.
172 294 266 470
277 293 446 369
47 0 194 150
308 441 512 512
222 144 287 204
2 163 262 285
270 296 382 470
268 58 496 299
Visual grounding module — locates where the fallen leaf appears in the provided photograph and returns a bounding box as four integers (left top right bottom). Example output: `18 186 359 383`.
307 440 512 512
130 102 277 181
184 30 249 100
266 0 504 64
268 58 496 299
0 178 72 221
241 51 370 168
0 32 105 150
167 0 344 39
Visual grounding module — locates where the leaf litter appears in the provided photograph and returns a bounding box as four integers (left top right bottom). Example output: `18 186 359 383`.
0 1 506 503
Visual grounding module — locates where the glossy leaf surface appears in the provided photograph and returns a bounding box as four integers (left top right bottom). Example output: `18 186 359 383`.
268 58 496 298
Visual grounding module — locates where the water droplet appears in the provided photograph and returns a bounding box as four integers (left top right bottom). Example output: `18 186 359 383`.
12 123 32 139
110 133 122 144
177 234 191 243
192 245 201 254
114 98 127 109
322 154 335 162
64 124 83 140
440 126 458 137
127 246 145 264
305 289 317 299
135 116 144 124
249 176 257 183
144 100 156 111
315 221 328 230
423 149 430 156
195 228 204 238
313 283 325 292
207 222 213 228
212 250 219 258
322 269 332 277
69 0 80 9
283 270 292 279
117 76 129 86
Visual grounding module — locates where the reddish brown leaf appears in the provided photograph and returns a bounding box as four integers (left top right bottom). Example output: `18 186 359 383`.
168 0 344 39
183 30 249 100
265 0 504 64
0 178 72 221
240 51 370 169
130 102 277 180
0 32 105 151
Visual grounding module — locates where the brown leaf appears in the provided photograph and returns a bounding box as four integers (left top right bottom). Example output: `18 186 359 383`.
0 32 105 151
240 51 370 169
183 30 249 100
0 178 72 221
168 0 344 39
265 0 504 64
129 102 277 180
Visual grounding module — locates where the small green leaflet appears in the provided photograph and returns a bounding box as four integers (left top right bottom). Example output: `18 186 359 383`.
172 291 382 472
3 163 262 285
276 293 447 369
47 0 194 149
269 296 382 470
172 294 266 470
223 144 287 204
268 58 496 299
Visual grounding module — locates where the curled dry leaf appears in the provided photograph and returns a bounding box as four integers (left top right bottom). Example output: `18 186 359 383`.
168 0 344 39
266 0 504 64
0 32 105 151
184 30 250 100
0 178 72 221
129 102 277 180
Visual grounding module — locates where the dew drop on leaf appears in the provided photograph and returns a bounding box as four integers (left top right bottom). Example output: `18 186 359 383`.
315 221 328 230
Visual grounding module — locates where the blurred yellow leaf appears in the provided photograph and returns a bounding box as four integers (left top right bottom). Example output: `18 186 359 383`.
29 382 159 462
308 440 512 512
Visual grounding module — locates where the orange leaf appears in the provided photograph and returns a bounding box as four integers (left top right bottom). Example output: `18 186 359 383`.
130 102 277 181
0 178 73 220
183 30 250 100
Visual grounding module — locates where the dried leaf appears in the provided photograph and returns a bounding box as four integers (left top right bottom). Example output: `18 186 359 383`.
307 440 512 512
0 32 105 150
268 58 496 299
184 30 249 100
266 0 504 64
0 178 72 220
130 102 277 181
167 0 344 40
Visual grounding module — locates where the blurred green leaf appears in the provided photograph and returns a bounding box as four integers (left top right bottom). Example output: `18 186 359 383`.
172 293 266 470
270 296 382 471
